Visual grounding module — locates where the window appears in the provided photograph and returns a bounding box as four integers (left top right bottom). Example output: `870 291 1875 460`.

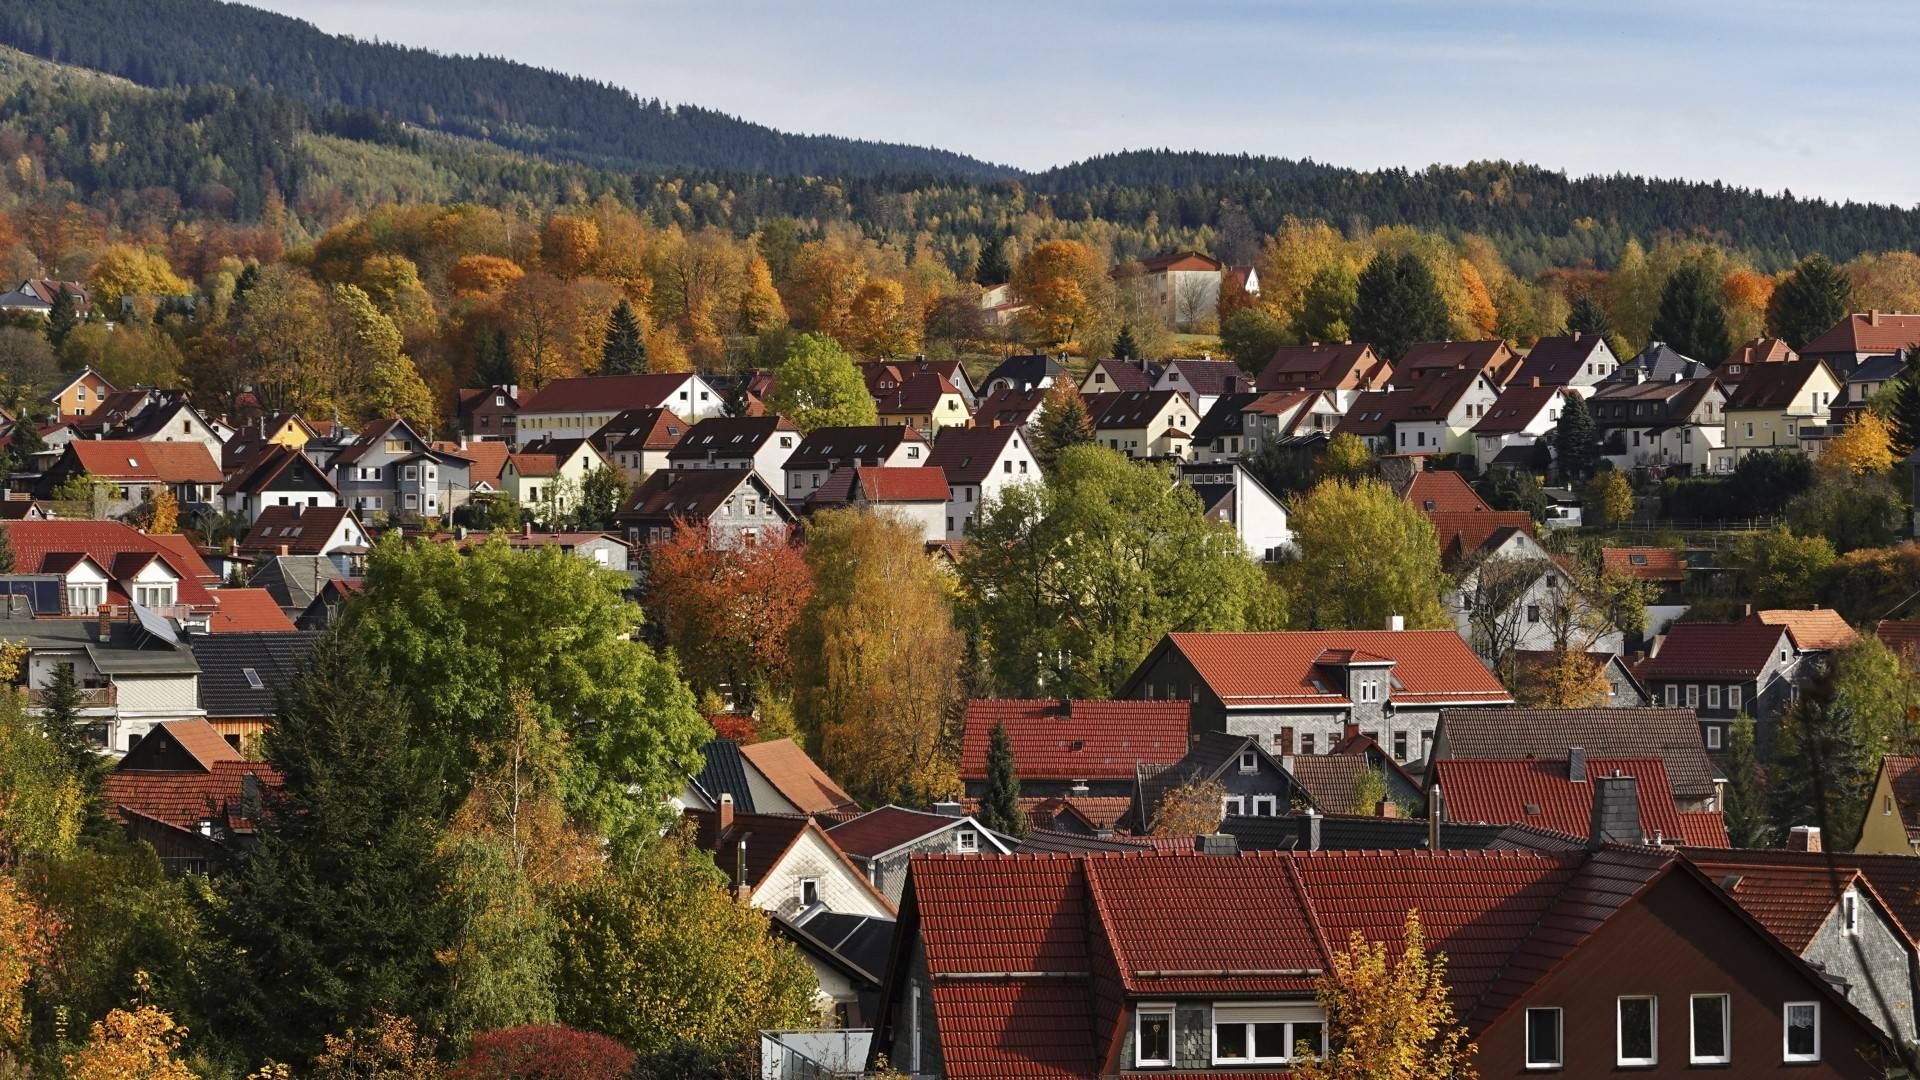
1136 1006 1174 1067
1690 994 1730 1064
1252 795 1278 816
1525 1008 1562 1069
1211 1003 1322 1064
1783 1002 1819 1063
1706 725 1722 750
134 584 174 609
1708 685 1721 709
1300 733 1316 755
1392 731 1408 760
1221 795 1246 816
1527 604 1541 623
799 879 820 907
242 667 265 691
1729 686 1743 711
1843 890 1858 934
1685 684 1699 708
1238 750 1258 773
1617 996 1657 1066
66 583 105 613
1664 684 1678 707
955 829 979 853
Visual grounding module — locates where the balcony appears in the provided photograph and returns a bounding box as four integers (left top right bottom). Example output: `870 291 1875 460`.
28 684 116 708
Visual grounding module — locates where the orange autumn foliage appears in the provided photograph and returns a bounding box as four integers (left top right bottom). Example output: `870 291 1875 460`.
646 524 813 701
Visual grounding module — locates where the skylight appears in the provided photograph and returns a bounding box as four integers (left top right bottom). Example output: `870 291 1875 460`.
242 667 265 690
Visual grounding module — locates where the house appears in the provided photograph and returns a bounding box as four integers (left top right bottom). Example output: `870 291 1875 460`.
1131 250 1228 327
589 407 687 482
1121 628 1514 764
0 278 88 318
861 358 978 407
685 802 892 921
1255 342 1391 400
330 418 472 521
1718 337 1797 385
770 908 894 1033
805 466 950 544
1079 358 1163 395
1842 354 1907 417
219 445 341 523
924 423 1038 539
515 371 722 441
1282 725 1425 809
1431 707 1719 811
188 630 319 746
958 699 1191 831
1155 357 1252 416
684 735 859 817
69 389 226 458
455 384 519 442
1602 342 1713 388
826 806 1012 904
978 353 1063 396
1511 331 1620 391
204 589 298 635
1384 366 1502 456
869 371 972 437
1127 731 1311 830
1085 389 1196 460
221 412 318 471
98 718 280 874
294 577 360 631
1605 546 1691 637
664 415 799 489
5 601 206 754
873 837 1891 1078
1744 607 1859 656
1637 620 1802 753
431 527 633 573
977 283 1026 327
781 425 929 503
971 386 1048 430
1723 357 1842 464
236 504 368 563
1471 381 1567 471
1590 377 1727 473
9 519 221 619
1801 310 1920 376
616 468 795 546
1431 755 1728 846
1447 527 1626 655
500 437 608 522
1190 389 1340 462
39 440 224 511
247 555 346 622
1396 339 1522 387
1174 461 1291 562
431 439 509 497
1856 756 1920 855
47 367 115 422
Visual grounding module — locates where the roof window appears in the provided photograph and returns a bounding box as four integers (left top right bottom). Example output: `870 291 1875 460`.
242 667 265 690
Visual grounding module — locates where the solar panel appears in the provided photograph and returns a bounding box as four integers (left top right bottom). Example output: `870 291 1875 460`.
131 601 179 646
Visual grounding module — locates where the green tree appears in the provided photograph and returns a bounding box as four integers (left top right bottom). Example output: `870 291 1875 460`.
1830 636 1917 756
1583 471 1633 528
1724 719 1769 848
974 234 1011 287
1651 260 1732 363
961 446 1287 697
1321 432 1374 482
213 632 456 1063
1219 307 1289 373
0 523 13 573
34 661 104 811
1765 254 1853 350
720 373 755 418
551 832 816 1058
1786 471 1902 553
476 327 516 387
1729 448 1815 517
1285 478 1450 631
1768 684 1872 848
45 286 78 350
0 681 86 866
343 536 708 847
1883 354 1920 459
978 722 1025 838
1033 379 1095 470
1349 252 1449 361
1564 291 1612 338
1112 324 1139 361
1730 526 1836 609
600 299 647 375
575 465 627 529
1552 393 1600 484
1291 262 1360 346
765 333 877 433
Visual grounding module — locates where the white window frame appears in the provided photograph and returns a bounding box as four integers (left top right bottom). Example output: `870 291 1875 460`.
1708 685 1721 710
955 829 979 853
1617 995 1657 1067
1706 725 1722 751
1238 750 1258 773
1135 1004 1175 1068
1525 1007 1563 1069
1209 1002 1323 1065
1222 795 1246 817
799 877 820 908
1251 795 1278 816
1665 684 1679 707
1782 1001 1819 1063
1843 890 1858 935
1729 685 1743 711
1689 993 1731 1065
1685 684 1699 708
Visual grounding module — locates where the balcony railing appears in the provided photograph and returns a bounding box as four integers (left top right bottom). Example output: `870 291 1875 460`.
28 684 115 708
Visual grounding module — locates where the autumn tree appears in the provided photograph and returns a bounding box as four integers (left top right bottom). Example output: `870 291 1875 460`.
766 333 877 433
147 488 178 534
646 525 812 709
795 509 963 804
541 215 601 280
1767 254 1853 350
1255 216 1362 322
63 974 197 1080
1731 527 1836 609
452 1025 637 1080
1583 471 1633 528
226 265 339 415
1350 251 1450 361
1349 765 1391 816
978 722 1025 838
1652 260 1732 363
1293 910 1477 1080
450 254 526 297
1286 478 1449 631
1820 411 1895 476
1012 240 1108 346
843 278 919 358
600 299 648 374
1322 432 1373 482
1515 649 1612 709
87 245 191 314
1151 777 1227 835
962 446 1287 697
0 875 58 1054
1830 636 1917 755
1293 263 1360 345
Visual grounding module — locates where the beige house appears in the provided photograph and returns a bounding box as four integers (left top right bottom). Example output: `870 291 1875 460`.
1721 357 1841 467
501 437 608 522
1856 755 1920 855
1085 389 1196 460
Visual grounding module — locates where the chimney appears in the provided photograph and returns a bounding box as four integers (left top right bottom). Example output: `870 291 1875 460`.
96 603 111 638
1428 783 1444 850
1530 375 1541 388
1573 330 1583 340
718 792 735 831
1388 614 1405 632
1282 754 1296 774
1056 698 1073 718
1871 310 1882 327
1376 800 1398 818
1588 771 1641 848
522 522 533 539
1301 808 1322 852
734 836 751 901
1343 722 1360 740
459 434 469 451
1195 833 1239 856
1786 825 1822 853
932 800 963 817
277 544 289 557
1569 746 1587 784
291 502 304 518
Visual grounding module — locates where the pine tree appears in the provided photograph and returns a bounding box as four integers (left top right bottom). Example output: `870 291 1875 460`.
599 299 647 375
1112 324 1140 362
1886 347 1920 458
978 722 1025 838
975 234 1011 287
720 374 754 418
1766 254 1853 350
1034 380 1094 470
1651 260 1732 363
476 327 516 387
1724 719 1769 848
45 286 77 349
1565 291 1612 338
8 420 45 468
1553 393 1600 484
1768 692 1871 849
36 660 101 800
1349 251 1450 361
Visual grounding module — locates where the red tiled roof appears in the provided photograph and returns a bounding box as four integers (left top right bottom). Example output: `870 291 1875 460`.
1432 756 1708 844
828 805 992 858
1746 608 1859 652
1138 250 1222 274
959 700 1191 780
238 505 357 557
1683 855 1863 951
1426 510 1535 566
962 795 1136 833
1723 357 1834 411
739 738 858 813
9 520 219 607
1721 336 1798 372
1397 339 1517 380
1884 756 1920 840
518 373 695 414
1639 621 1789 680
1402 470 1493 514
1159 630 1512 709
65 440 222 483
926 424 1024 485
1802 311 1920 356
852 466 948 503
207 588 297 633
873 371 967 415
1879 619 1920 659
1256 343 1388 393
101 760 282 835
432 440 509 486
1083 359 1160 393
1603 546 1686 582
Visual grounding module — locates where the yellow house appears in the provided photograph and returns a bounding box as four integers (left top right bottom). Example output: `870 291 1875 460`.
1086 389 1197 460
260 412 316 450
1856 755 1920 855
1722 357 1841 466
873 371 971 438
502 436 609 522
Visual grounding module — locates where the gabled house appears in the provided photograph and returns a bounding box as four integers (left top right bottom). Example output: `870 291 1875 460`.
925 423 1038 539
500 436 607 522
188 630 319 746
616 468 795 546
1131 250 1229 327
1447 527 1626 655
1471 381 1568 472
1154 357 1252 416
221 412 317 471
515 371 722 441
1637 620 1802 753
236 504 368 563
1718 337 1797 385
1121 629 1513 764
70 389 225 458
1511 331 1619 392
9 519 221 618
685 802 892 921
1431 707 1719 811
1744 607 1859 656
1396 339 1522 387
39 440 224 510
664 415 798 488
978 353 1063 396
47 367 114 422
1509 649 1652 706
0 278 88 318
1127 731 1311 831
431 439 509 498
247 555 346 622
1431 756 1728 846
684 736 860 817
959 698 1191 831
1255 342 1391 401
219 445 340 523
204 589 298 635
1603 342 1713 387
1384 365 1502 456
1284 725 1425 809
1842 354 1906 418
1190 389 1340 462
805 466 950 544
1856 755 1920 855
1079 358 1163 396
971 386 1048 431
1175 461 1291 561
781 425 929 503
826 806 1012 904
5 598 206 754
330 418 471 521
1801 310 1920 377
1723 357 1842 464
588 406 687 482
1590 376 1727 473
99 718 280 874
455 384 519 442
1085 389 1196 460
860 358 977 406
870 371 972 437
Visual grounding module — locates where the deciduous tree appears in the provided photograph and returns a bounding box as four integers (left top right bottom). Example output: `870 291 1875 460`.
63 975 197 1080
1514 648 1611 709
646 525 812 708
1012 240 1108 346
1731 526 1835 609
1285 478 1448 631
843 277 919 358
1150 777 1226 835
87 245 191 314
1322 432 1373 482
1219 306 1288 372
0 875 58 1053
765 333 877 433
1293 910 1477 1080
452 1025 636 1080
1583 471 1633 528
1820 412 1896 476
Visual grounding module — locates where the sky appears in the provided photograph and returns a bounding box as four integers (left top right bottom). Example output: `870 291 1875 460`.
250 0 1920 207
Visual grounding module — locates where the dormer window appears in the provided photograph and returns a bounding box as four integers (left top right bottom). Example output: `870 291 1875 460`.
1238 750 1258 773
955 829 979 853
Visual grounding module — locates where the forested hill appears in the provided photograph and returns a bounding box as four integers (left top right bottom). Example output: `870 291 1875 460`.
0 0 1012 179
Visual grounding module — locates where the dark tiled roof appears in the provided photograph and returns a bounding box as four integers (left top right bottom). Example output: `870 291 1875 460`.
238 505 358 556
1221 811 1508 852
1471 383 1563 435
665 416 795 461
1724 357 1834 411
1638 621 1789 680
685 808 815 892
973 387 1048 428
926 424 1023 485
189 631 320 718
616 469 791 527
1189 391 1261 442
1513 333 1611 385
782 425 926 470
828 805 996 858
1256 343 1386 392
694 738 755 812
1435 707 1717 804
1082 359 1161 392
981 353 1064 392
790 908 895 982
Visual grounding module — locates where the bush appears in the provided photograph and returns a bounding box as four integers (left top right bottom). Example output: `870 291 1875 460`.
628 1041 757 1080
453 1025 636 1080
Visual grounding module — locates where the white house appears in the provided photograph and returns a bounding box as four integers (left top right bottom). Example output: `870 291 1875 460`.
1471 381 1567 471
925 424 1040 539
1086 389 1197 460
516 373 722 442
1178 462 1292 562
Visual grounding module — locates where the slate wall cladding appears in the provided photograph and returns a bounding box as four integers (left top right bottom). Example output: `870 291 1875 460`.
1805 902 1917 1043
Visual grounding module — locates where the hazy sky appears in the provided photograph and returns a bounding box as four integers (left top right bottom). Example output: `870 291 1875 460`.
251 0 1919 206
